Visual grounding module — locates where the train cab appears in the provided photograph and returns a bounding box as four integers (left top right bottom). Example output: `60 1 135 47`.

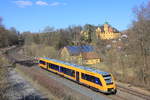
102 74 117 94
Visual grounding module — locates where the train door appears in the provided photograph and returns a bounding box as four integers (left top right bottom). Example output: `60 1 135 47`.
76 71 79 82
47 63 49 69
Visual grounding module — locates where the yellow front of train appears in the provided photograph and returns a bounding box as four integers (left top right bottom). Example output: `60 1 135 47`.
99 73 117 94
102 73 117 94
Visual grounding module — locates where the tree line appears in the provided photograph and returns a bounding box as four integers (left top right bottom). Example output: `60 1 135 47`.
0 17 19 48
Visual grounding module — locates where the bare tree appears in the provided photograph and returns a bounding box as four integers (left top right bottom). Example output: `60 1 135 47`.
127 1 150 85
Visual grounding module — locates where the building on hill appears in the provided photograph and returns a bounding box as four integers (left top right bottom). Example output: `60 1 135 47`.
80 22 121 42
60 45 101 65
82 52 100 64
96 22 121 40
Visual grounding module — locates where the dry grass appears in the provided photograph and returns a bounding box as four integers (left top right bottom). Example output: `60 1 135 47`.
23 43 58 59
0 55 10 100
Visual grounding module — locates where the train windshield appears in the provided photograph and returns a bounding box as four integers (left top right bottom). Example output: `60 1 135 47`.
103 74 113 85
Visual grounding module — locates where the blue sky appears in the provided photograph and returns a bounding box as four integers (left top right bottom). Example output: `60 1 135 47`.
0 0 148 32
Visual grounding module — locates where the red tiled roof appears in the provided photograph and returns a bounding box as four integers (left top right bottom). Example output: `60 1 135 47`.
82 52 99 60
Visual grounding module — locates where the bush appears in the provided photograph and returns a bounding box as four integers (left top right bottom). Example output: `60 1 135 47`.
24 43 58 59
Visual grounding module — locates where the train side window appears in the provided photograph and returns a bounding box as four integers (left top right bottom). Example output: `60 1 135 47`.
81 73 102 86
51 64 59 71
60 67 63 72
95 77 102 86
81 73 92 81
39 60 45 65
61 67 75 77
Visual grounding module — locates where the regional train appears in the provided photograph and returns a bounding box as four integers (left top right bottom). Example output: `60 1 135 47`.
38 57 117 94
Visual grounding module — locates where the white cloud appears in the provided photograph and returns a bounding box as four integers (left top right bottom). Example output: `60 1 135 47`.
36 1 48 6
14 0 32 8
50 2 67 7
14 0 67 7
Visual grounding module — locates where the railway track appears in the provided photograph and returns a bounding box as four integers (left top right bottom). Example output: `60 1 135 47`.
117 86 150 100
5 46 150 100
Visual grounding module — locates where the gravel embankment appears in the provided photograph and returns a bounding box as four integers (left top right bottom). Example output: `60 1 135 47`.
6 68 49 100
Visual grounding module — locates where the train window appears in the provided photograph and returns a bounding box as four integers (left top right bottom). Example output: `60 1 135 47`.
61 67 75 77
60 67 63 72
39 60 45 65
51 64 59 71
103 74 113 85
95 77 102 86
81 73 102 86
103 74 111 77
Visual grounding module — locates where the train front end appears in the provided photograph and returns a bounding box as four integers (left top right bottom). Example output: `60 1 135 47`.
98 73 117 94
102 73 117 94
